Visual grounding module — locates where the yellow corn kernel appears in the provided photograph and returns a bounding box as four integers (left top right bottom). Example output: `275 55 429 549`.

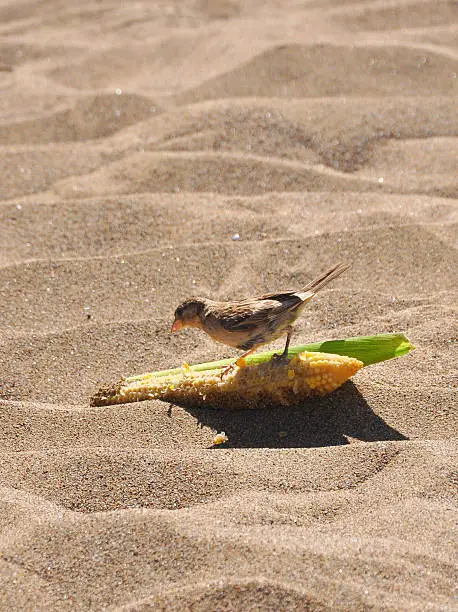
90 351 363 410
182 362 191 375
213 432 229 445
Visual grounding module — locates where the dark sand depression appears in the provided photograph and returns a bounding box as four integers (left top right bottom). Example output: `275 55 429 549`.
0 1 457 609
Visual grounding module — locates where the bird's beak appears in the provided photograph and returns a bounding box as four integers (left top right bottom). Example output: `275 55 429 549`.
171 319 183 333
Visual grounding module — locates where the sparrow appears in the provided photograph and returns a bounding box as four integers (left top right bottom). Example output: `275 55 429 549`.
171 262 350 375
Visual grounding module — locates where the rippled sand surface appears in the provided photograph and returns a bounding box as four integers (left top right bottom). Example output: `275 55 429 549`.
0 1 457 609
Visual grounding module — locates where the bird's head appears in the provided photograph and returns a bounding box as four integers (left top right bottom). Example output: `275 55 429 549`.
171 298 206 333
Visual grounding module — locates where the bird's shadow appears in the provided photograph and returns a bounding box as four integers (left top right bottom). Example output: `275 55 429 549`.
170 382 407 448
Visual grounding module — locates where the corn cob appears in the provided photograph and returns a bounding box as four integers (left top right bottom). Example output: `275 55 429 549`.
90 351 363 410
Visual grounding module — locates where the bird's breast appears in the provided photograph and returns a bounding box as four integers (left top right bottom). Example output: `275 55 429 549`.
206 325 252 349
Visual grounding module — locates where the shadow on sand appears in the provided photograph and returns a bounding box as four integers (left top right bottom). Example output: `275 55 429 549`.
171 381 407 448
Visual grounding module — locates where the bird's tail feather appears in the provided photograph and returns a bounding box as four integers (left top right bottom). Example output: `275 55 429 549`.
301 262 351 295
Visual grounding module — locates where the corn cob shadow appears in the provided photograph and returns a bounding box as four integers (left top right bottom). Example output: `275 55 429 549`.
180 382 408 448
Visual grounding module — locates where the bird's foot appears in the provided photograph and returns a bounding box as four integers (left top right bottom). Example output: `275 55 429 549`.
220 356 247 380
271 352 291 366
220 363 236 380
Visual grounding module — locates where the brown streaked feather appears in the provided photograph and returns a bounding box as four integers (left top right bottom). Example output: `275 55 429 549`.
213 294 303 333
300 262 351 294
200 295 305 350
227 263 351 309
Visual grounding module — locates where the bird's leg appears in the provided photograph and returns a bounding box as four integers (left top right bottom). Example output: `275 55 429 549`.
272 327 293 363
281 326 293 357
220 348 255 379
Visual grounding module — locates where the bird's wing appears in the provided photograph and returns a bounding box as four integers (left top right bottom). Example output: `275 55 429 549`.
218 293 303 332
254 290 302 303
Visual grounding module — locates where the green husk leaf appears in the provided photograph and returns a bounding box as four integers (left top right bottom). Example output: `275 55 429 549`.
125 333 414 384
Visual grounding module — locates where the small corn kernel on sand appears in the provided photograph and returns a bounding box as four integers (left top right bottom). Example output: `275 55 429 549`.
91 351 363 410
213 432 229 445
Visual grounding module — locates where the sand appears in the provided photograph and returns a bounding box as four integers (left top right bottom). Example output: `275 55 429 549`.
0 0 457 609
